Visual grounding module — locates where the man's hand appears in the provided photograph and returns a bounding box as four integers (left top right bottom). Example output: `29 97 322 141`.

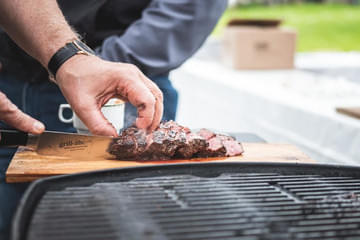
56 55 163 137
0 91 45 134
0 1 163 137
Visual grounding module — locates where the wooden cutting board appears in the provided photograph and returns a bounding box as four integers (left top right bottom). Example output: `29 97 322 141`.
6 143 314 183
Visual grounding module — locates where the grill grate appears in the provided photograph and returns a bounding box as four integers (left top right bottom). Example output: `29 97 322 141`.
24 171 360 240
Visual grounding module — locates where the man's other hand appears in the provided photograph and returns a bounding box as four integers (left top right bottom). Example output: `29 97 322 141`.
56 55 163 137
0 91 45 134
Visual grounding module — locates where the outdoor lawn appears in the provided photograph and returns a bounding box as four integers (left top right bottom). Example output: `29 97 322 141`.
214 4 360 51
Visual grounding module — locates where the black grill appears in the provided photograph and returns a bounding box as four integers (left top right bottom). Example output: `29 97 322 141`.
12 163 360 240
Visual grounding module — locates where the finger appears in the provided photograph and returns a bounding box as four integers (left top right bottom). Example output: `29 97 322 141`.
0 92 45 134
73 98 118 137
118 80 156 130
139 74 163 131
150 94 163 131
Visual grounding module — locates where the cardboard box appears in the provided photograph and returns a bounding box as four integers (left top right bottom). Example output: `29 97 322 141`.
222 19 297 70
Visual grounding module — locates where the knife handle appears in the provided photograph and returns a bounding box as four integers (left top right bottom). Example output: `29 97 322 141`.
0 130 28 147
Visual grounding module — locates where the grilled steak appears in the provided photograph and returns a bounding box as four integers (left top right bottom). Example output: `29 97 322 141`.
108 121 243 160
198 135 227 157
222 138 244 156
197 129 244 157
108 127 147 159
145 121 187 160
214 134 244 157
177 132 208 158
197 128 216 140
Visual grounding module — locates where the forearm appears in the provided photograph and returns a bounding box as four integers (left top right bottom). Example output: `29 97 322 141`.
0 0 163 135
0 0 77 67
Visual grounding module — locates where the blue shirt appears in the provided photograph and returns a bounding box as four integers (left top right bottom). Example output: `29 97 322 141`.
96 0 227 77
0 0 226 80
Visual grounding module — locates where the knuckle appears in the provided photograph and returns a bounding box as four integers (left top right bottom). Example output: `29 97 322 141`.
155 91 164 102
0 96 18 115
7 101 19 113
126 63 139 71
90 121 113 136
138 95 155 114
146 95 156 106
91 129 102 136
128 65 141 75
11 111 24 124
0 92 8 107
3 108 29 129
91 124 106 135
120 63 138 74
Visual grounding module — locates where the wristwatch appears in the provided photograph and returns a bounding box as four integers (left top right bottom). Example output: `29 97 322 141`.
47 39 95 82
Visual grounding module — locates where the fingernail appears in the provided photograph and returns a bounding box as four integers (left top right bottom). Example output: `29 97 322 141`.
33 121 45 133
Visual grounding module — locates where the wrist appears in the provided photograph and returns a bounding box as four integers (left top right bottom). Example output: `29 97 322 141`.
47 39 95 82
55 54 98 85
39 30 78 67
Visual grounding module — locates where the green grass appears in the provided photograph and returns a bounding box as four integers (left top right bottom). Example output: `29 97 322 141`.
214 4 360 51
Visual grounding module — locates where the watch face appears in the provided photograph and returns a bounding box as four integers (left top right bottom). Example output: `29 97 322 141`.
74 40 95 55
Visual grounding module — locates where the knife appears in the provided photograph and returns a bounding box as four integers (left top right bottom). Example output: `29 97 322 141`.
0 130 114 159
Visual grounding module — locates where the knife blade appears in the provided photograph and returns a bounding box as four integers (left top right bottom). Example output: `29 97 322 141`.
0 130 113 159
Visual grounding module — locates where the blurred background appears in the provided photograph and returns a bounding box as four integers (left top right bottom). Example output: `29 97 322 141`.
221 0 360 51
171 0 360 165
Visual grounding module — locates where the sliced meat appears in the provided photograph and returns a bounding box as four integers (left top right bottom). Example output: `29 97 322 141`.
108 121 244 160
215 134 244 156
198 136 226 157
108 134 135 159
222 139 244 156
133 127 148 153
197 128 215 140
143 121 187 160
177 133 208 158
197 129 226 157
198 133 244 157
108 127 147 159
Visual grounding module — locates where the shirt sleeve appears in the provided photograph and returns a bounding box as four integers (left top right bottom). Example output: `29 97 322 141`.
96 0 227 77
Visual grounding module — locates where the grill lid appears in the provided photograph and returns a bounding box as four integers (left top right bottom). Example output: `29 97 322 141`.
12 162 360 240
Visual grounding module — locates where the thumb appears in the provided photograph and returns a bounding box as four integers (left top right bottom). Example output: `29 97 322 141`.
0 92 45 134
73 103 118 137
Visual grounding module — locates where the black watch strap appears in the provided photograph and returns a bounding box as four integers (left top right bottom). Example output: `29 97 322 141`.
47 40 95 79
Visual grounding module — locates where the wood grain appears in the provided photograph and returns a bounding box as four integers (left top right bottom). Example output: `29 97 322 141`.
6 143 314 183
